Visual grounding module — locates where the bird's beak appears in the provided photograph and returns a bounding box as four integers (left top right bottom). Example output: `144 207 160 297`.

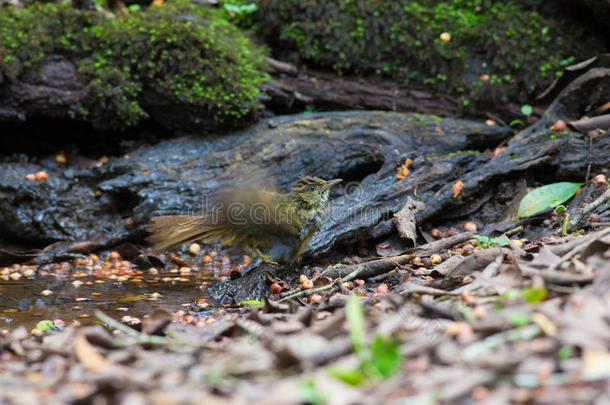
324 178 342 190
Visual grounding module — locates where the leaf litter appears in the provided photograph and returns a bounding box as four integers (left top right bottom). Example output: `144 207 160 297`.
1 177 610 404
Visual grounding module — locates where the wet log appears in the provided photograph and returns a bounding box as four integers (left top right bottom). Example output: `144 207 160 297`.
1 68 609 261
261 68 459 116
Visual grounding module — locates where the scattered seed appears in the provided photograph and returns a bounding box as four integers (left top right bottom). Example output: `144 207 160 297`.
511 239 524 248
201 255 213 264
593 174 607 184
299 274 309 284
550 120 566 131
422 258 433 269
452 181 463 198
480 74 490 83
109 251 120 260
439 32 451 42
40 290 53 296
430 254 442 265
270 282 282 294
430 228 442 239
35 171 48 181
464 222 477 232
302 280 314 290
353 279 365 287
375 283 389 294
55 153 67 164
25 173 36 181
309 294 322 303
189 243 201 255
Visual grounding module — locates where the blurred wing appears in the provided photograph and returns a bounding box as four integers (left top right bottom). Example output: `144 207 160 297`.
219 186 301 240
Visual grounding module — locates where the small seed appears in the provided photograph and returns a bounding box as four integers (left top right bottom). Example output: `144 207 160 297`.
309 294 322 303
25 173 36 181
35 171 48 181
430 228 442 239
302 280 314 290
550 120 566 131
299 274 309 284
55 153 67 164
592 174 607 184
189 243 201 255
511 239 523 247
376 283 388 294
464 222 477 232
440 32 451 42
269 282 282 294
430 254 442 265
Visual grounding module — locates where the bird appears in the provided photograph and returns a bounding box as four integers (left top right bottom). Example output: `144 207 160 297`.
146 176 342 264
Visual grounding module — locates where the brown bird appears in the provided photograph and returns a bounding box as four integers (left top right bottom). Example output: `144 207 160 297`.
146 176 341 264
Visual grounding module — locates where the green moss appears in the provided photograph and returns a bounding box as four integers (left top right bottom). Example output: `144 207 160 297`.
256 0 605 111
0 1 268 130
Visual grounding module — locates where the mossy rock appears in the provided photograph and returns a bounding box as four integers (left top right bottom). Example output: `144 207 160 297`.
256 0 606 113
0 0 268 131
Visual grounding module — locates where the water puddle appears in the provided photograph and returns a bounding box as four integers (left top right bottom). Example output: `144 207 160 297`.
0 246 245 330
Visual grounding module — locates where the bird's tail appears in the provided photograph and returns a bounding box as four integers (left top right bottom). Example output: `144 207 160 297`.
146 215 225 250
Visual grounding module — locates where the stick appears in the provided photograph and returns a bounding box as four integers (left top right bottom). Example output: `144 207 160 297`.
315 231 475 280
567 187 610 232
277 265 366 302
548 226 610 271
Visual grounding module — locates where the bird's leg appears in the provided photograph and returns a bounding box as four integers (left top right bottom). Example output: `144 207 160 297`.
244 245 279 266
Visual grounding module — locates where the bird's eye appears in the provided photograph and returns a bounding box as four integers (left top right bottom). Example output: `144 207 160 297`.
310 185 315 191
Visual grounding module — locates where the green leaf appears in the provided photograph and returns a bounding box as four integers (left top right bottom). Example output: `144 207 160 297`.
489 235 511 247
517 182 582 218
368 335 403 378
327 366 365 386
346 294 365 355
36 320 55 332
521 287 547 304
297 380 327 405
508 312 530 326
557 346 573 360
509 119 524 127
472 234 510 248
472 234 490 246
521 104 533 116
238 299 265 306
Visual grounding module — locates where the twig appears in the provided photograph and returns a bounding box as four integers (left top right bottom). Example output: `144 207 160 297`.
505 225 523 236
567 187 610 232
277 265 366 302
94 311 169 346
315 231 475 280
548 226 610 271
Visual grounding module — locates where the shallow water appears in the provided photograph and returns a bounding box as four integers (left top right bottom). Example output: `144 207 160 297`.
0 272 211 330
